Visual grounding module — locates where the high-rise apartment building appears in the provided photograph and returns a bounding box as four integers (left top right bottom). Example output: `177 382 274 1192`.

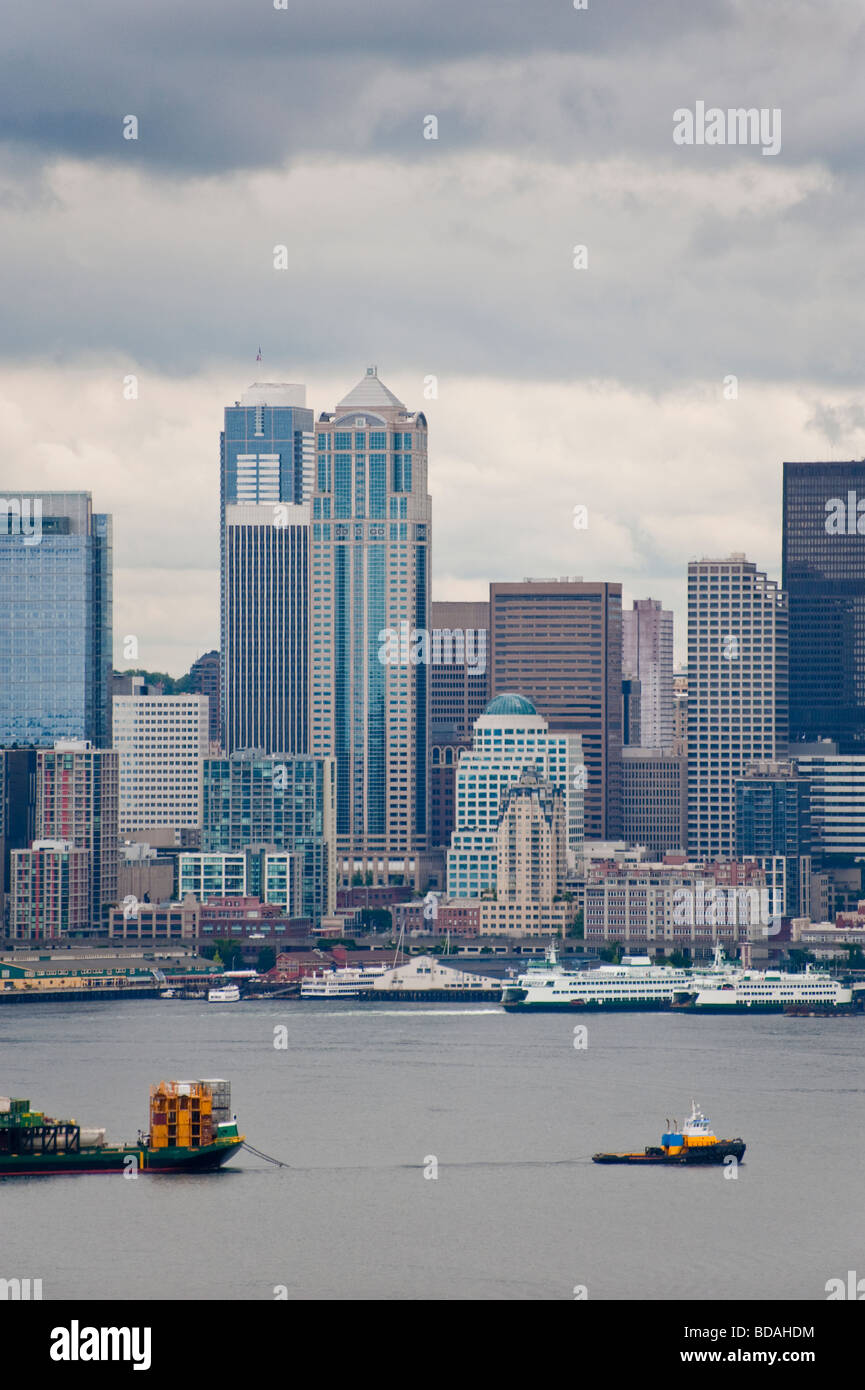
489 578 622 839
783 461 865 753
0 492 112 747
113 694 209 837
735 761 812 917
687 556 788 861
202 750 335 922
220 384 314 754
622 598 674 750
9 840 90 940
36 741 119 926
310 367 431 878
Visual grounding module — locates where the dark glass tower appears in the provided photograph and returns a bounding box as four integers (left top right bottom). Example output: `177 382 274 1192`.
783 461 865 752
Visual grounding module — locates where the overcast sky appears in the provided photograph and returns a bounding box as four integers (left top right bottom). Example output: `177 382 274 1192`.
2 0 864 673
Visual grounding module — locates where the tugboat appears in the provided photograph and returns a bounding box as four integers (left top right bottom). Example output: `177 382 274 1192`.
592 1102 745 1165
0 1081 244 1177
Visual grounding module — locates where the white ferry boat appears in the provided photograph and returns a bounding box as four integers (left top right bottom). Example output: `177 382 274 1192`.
300 965 391 998
501 943 692 1011
686 964 853 1012
207 984 241 1004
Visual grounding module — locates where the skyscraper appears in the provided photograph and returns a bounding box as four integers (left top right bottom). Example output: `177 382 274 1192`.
429 599 489 851
782 461 865 753
220 384 314 754
0 492 112 747
488 578 622 839
310 367 431 880
688 556 788 861
622 598 674 750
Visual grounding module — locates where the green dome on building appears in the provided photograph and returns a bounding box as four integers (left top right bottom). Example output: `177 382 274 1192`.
483 693 538 717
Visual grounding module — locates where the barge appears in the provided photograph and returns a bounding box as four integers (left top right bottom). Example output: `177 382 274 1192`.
0 1080 243 1177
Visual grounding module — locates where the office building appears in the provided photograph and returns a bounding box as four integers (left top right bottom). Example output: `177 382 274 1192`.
687 556 788 861
783 460 865 753
310 367 432 876
489 578 622 839
0 492 112 747
622 598 674 750
177 849 300 916
429 599 489 850
220 383 314 754
113 694 209 838
187 650 221 746
622 748 688 857
446 693 583 898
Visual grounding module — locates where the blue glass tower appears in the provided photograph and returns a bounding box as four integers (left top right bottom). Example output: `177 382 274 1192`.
0 492 112 747
220 383 314 754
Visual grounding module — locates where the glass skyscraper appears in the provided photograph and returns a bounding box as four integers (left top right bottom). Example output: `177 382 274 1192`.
782 460 865 753
0 491 112 747
310 367 431 880
220 383 314 754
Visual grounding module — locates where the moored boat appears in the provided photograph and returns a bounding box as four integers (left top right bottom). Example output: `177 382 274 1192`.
592 1102 745 1166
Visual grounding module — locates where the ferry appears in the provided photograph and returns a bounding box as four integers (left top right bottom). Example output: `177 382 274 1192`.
207 984 241 1004
501 943 692 1011
300 965 390 998
0 1082 244 1177
683 962 853 1012
593 1102 745 1166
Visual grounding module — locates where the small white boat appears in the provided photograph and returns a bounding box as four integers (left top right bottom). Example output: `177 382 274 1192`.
208 984 241 1004
160 988 175 999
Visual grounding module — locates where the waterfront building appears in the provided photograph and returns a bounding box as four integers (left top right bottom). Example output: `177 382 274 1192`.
113 694 209 838
220 383 314 754
36 741 119 927
488 578 622 839
446 694 584 898
0 491 112 747
622 598 674 750
310 367 432 877
687 556 788 861
107 896 199 943
202 750 335 923
583 858 774 955
9 840 90 939
783 460 865 752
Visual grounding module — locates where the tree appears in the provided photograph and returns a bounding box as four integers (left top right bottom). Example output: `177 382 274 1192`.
567 910 584 938
356 908 392 932
598 940 623 964
256 946 276 973
351 872 365 886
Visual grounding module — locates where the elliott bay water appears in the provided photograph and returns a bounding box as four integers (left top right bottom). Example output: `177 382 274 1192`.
1 999 863 1301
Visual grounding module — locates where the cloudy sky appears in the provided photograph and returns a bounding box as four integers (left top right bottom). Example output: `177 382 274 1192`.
3 0 864 673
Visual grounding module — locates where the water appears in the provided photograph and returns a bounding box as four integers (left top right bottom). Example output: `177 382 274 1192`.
2 1000 863 1300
